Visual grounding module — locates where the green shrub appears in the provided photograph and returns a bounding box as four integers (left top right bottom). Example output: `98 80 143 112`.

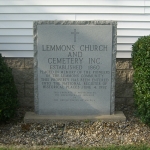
132 35 150 125
0 53 18 121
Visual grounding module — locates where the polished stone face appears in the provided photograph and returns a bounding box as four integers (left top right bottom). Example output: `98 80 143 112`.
34 21 117 116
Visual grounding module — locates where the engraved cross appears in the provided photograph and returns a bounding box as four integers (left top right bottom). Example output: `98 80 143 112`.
71 29 79 42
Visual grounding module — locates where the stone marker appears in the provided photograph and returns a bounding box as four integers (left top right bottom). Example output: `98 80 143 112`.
33 21 117 117
24 21 126 123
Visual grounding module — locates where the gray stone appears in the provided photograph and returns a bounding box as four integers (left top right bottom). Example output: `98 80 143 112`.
19 98 34 108
129 60 133 69
34 20 117 116
116 70 127 83
4 58 24 68
12 68 34 84
127 70 134 83
25 83 34 97
116 83 133 98
2 57 134 109
16 84 25 98
25 58 34 68
126 98 134 105
24 111 126 123
116 98 126 105
116 59 130 69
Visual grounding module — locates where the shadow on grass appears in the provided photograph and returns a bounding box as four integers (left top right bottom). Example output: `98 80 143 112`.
0 144 150 150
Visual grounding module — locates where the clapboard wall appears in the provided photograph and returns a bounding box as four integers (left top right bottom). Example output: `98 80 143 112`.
0 0 150 58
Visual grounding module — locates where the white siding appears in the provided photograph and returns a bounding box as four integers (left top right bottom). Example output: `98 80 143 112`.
0 0 149 58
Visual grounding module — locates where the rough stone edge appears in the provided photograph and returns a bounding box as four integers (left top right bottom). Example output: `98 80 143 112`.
111 22 117 114
24 111 126 123
33 21 39 113
33 20 117 115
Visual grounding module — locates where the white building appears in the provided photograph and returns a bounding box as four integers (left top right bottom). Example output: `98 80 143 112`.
0 0 150 58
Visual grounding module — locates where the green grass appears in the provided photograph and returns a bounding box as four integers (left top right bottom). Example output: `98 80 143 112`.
0 145 150 150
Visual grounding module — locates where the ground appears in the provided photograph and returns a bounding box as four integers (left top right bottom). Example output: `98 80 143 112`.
0 104 150 147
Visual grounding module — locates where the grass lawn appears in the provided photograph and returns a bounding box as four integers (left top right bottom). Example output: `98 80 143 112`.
0 145 150 150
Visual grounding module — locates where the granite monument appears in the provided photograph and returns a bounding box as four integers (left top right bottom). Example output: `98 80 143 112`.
33 21 117 116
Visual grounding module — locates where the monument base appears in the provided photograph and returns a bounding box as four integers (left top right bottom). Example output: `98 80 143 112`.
24 111 126 123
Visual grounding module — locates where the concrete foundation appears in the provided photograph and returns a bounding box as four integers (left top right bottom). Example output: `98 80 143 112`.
4 58 134 111
24 111 126 123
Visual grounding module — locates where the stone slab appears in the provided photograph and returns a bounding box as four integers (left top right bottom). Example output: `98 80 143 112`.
34 21 117 116
24 111 126 123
